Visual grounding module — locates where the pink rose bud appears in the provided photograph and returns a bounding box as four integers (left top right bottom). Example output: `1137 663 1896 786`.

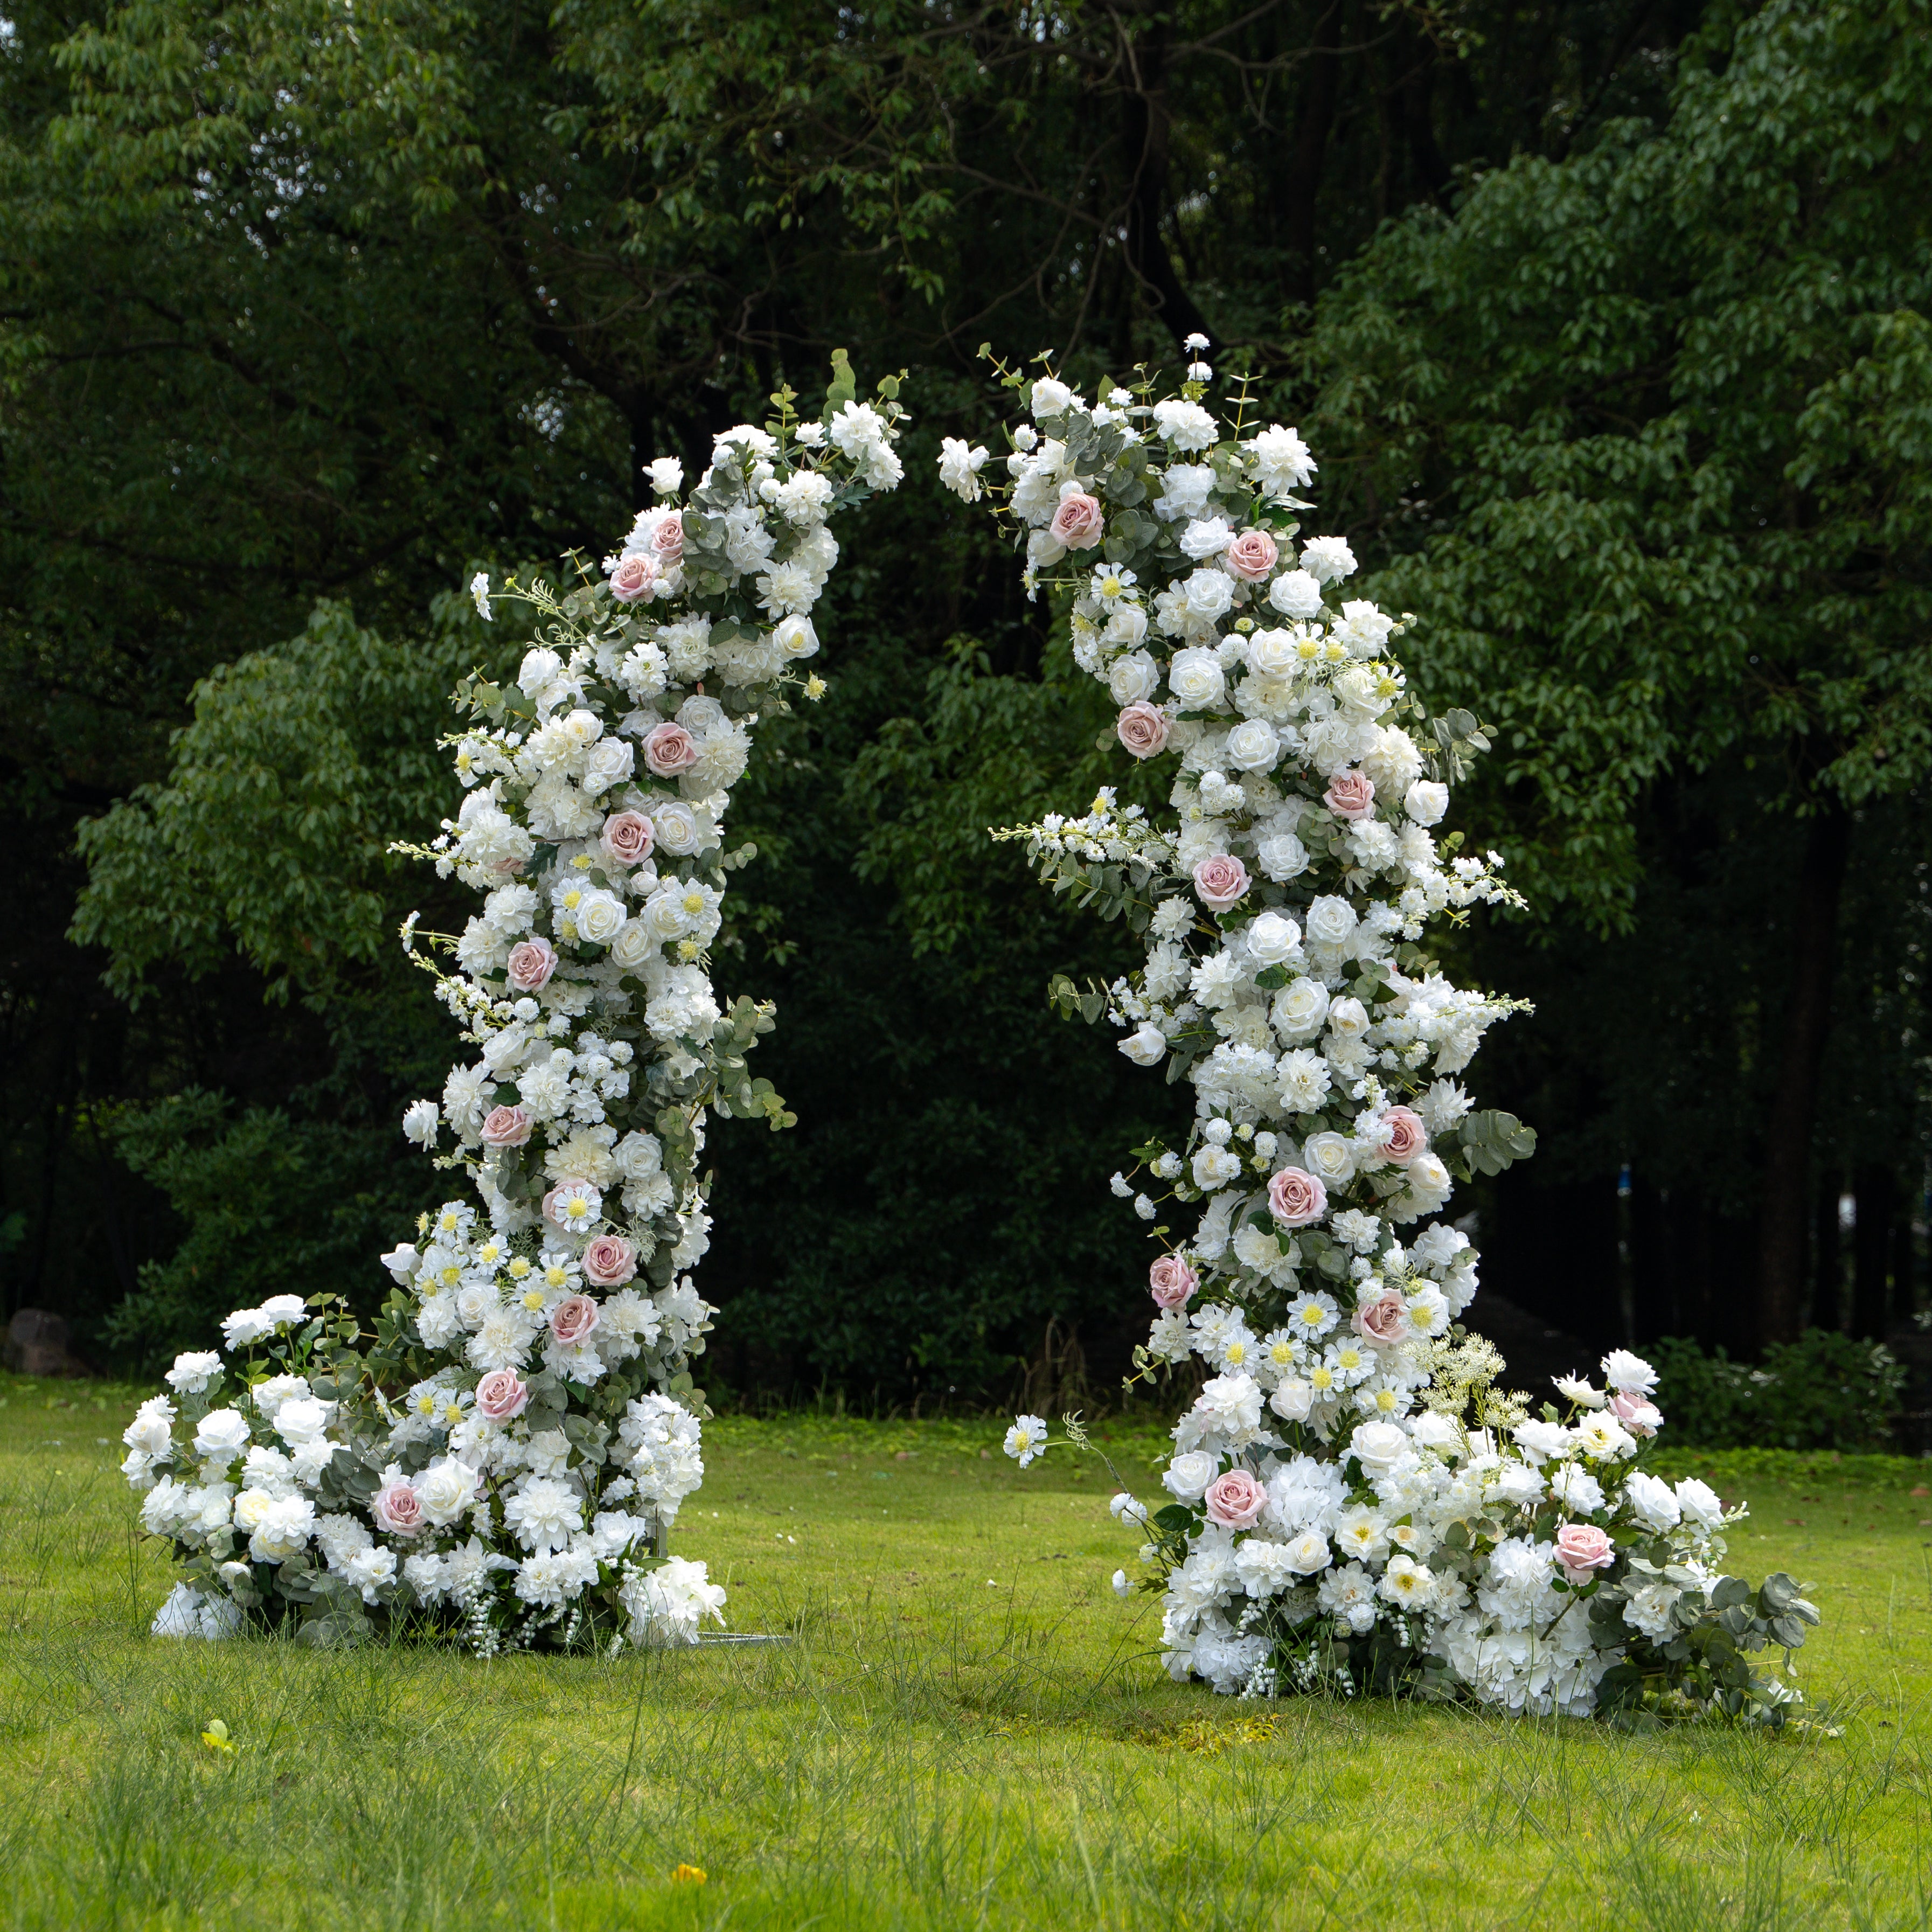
1554 1521 1616 1586
548 1294 602 1347
1192 853 1250 911
581 1234 638 1289
1149 1254 1198 1311
506 937 558 992
474 1369 530 1423
372 1479 425 1537
1351 1290 1410 1346
1379 1106 1428 1168
479 1104 534 1149
1050 490 1105 551
1324 768 1377 820
648 511 686 564
1203 1468 1267 1529
1116 702 1172 760
608 553 659 604
1267 1165 1328 1227
1223 528 1280 582
1609 1390 1663 1437
643 721 700 777
600 810 655 866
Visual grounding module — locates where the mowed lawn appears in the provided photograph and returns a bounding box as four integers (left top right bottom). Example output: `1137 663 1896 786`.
2 1373 1929 1930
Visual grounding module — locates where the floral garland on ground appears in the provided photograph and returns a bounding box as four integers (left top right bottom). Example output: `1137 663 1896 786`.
951 350 1817 1722
122 360 907 1652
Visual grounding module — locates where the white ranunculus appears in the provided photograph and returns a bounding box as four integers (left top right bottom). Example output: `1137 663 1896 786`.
1168 647 1226 709
1404 779 1449 826
1222 718 1280 772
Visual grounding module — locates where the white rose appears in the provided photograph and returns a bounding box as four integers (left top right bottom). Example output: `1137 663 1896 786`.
1182 568 1235 622
1030 376 1073 416
1302 1131 1357 1185
1408 1410 1461 1455
774 614 819 658
650 801 703 856
1168 648 1226 709
1404 779 1449 826
1103 602 1148 647
1255 830 1309 882
193 1409 253 1463
576 890 628 946
1300 535 1358 584
1283 1528 1332 1574
1163 1450 1219 1501
401 1099 440 1148
517 647 561 698
1271 978 1330 1040
1246 912 1301 965
1107 651 1160 706
1349 1421 1410 1477
416 1459 481 1527
1270 1380 1315 1423
609 920 656 972
249 1495 316 1563
581 736 635 796
123 1408 175 1459
1245 627 1299 678
1268 570 1325 619
1192 1145 1245 1190
1304 895 1358 946
1222 718 1280 772
1118 1023 1167 1067
1326 996 1370 1040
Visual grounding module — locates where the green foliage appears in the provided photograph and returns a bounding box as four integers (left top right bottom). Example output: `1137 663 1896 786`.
1649 1330 1909 1451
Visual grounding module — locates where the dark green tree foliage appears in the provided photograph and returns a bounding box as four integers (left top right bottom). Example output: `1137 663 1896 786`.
15 0 1923 1395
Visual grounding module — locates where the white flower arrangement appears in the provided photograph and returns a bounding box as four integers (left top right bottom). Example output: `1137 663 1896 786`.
967 358 1818 1723
124 362 907 1653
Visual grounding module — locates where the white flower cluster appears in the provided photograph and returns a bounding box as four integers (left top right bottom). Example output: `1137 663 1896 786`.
126 372 906 1652
972 365 1815 1721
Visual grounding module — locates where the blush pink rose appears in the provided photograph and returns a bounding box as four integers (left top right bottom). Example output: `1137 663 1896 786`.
1149 1254 1198 1311
1203 1468 1267 1529
601 810 655 866
647 511 685 565
372 1479 425 1537
474 1369 529 1423
1351 1290 1410 1346
479 1104 533 1149
1050 491 1105 551
1609 1391 1663 1437
643 721 700 777
1224 528 1279 582
1116 702 1172 759
548 1294 602 1347
1192 853 1249 911
1324 768 1377 820
608 553 659 604
581 1234 637 1289
1554 1521 1616 1586
1267 1165 1328 1227
1379 1106 1428 1168
506 937 558 992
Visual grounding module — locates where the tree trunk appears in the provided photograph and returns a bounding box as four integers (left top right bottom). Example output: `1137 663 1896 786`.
1120 21 1216 351
1284 2 1346 309
1755 805 1851 1345
1891 1177 1920 1326
1853 1163 1894 1339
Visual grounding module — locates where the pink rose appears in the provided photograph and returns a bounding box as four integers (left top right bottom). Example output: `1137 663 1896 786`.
1554 1521 1616 1586
1224 528 1279 582
506 937 558 992
1379 1106 1428 1168
643 721 699 777
608 553 659 604
1192 853 1249 911
1267 1165 1327 1227
1203 1468 1267 1529
1351 1290 1410 1346
479 1104 533 1149
372 1478 425 1537
1050 491 1105 551
1149 1254 1198 1311
1610 1391 1662 1437
647 511 685 565
1116 702 1172 760
1324 768 1377 820
581 1234 637 1289
475 1369 530 1423
548 1294 602 1348
601 811 655 866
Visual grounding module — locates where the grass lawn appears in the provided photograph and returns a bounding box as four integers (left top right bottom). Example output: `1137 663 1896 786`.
2 1371 1929 1930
